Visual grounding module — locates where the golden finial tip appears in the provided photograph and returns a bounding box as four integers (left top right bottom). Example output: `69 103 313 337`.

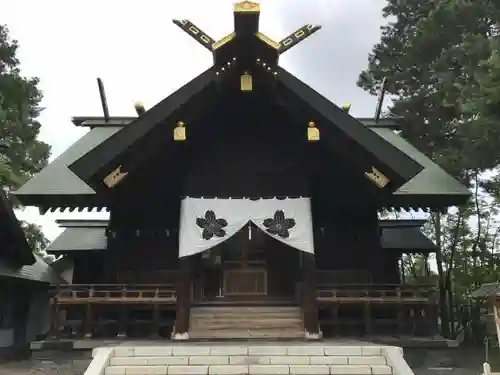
234 1 260 13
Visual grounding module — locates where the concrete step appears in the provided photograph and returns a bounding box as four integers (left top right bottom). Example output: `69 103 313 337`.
105 364 393 374
101 344 396 375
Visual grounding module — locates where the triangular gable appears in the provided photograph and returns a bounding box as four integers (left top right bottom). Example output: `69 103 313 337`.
66 66 423 194
276 67 424 189
68 68 216 189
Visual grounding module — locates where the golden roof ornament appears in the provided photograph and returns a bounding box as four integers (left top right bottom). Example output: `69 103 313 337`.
103 165 128 188
307 121 320 142
234 1 260 13
174 121 187 141
364 166 389 188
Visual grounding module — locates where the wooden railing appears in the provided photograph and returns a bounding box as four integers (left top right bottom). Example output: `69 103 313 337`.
53 284 176 304
315 284 435 303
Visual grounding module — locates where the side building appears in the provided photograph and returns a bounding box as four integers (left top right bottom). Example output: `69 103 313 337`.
0 190 63 358
14 1 470 341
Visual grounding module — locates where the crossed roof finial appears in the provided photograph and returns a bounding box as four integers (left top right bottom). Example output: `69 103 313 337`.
172 1 321 60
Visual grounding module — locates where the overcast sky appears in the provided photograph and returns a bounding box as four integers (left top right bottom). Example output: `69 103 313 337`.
3 0 390 241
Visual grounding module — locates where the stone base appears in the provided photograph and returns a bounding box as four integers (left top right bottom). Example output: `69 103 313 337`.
172 332 189 341
305 330 322 340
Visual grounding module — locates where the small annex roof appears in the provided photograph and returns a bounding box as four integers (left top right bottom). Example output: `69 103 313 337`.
45 219 435 254
470 283 500 299
379 219 436 253
14 127 120 210
0 253 65 284
0 189 35 265
46 220 108 253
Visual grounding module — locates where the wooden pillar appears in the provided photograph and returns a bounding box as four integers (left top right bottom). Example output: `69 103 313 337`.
174 256 192 340
83 304 93 338
302 252 320 339
49 296 61 339
116 307 128 338
151 304 160 338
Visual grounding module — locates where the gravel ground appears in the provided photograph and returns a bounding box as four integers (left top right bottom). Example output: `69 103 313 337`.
0 359 90 375
0 347 490 375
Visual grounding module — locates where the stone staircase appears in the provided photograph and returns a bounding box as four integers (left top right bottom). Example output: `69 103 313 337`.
89 343 405 375
188 306 304 340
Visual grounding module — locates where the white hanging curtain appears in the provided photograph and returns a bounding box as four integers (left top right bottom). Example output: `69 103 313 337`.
178 197 314 258
178 198 250 257
250 198 314 254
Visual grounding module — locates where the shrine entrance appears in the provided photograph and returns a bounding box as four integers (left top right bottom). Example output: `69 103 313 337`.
195 222 301 302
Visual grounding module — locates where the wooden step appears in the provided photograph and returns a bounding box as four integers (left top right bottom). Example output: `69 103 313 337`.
189 329 306 339
189 306 304 340
190 322 303 330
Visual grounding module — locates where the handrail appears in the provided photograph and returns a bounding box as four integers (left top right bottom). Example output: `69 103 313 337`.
315 283 434 302
52 283 176 303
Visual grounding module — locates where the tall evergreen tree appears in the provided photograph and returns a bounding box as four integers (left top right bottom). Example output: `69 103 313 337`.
0 25 51 253
358 0 500 338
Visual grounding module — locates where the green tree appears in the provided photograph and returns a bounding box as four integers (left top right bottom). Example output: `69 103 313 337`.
358 0 500 339
0 25 51 253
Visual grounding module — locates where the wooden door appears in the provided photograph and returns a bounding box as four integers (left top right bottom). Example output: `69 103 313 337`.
223 268 267 296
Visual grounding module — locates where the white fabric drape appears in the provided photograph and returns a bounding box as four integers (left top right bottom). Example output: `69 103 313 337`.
178 197 314 257
250 198 314 254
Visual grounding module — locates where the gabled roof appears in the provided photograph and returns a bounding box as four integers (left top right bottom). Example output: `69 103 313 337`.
14 127 120 210
67 66 423 195
0 189 35 265
14 2 470 211
65 2 425 196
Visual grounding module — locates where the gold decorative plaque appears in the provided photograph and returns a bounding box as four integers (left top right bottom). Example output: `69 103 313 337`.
364 166 389 188
103 166 128 188
174 121 187 141
307 121 320 142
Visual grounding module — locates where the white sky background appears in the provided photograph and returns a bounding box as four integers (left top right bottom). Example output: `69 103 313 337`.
2 0 422 242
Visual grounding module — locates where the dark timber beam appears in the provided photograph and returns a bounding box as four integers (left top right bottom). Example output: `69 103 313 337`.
172 19 215 52
278 24 322 55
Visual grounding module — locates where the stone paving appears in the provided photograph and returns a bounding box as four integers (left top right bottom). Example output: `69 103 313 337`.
0 346 487 375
